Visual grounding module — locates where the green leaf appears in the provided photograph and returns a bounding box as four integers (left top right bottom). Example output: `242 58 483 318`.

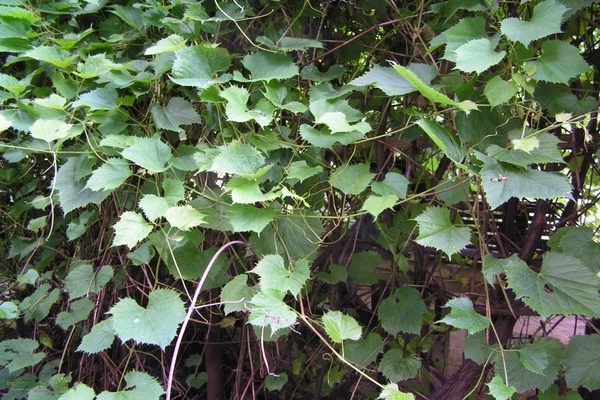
371 172 409 198
500 0 566 47
0 338 45 373
416 119 467 164
19 284 60 323
77 319 116 354
558 227 600 273
171 45 231 88
349 64 436 96
519 342 549 375
252 255 309 297
72 87 118 111
318 264 348 284
505 252 600 317
111 5 144 30
437 297 491 334
463 331 497 364
225 177 279 204
432 16 487 61
112 211 153 248
316 111 368 134
299 124 366 149
378 287 428 335
109 288 185 350
0 72 27 95
286 161 323 182
345 333 383 367
361 194 397 218
393 64 477 114
247 289 297 335
414 206 471 257
482 254 522 286
65 263 113 298
29 119 78 143
524 40 590 84
139 195 169 221
85 158 131 191
96 370 164 400
329 163 374 195
322 310 362 343
484 76 518 108
163 177 185 205
486 130 564 167
145 34 186 55
121 137 172 173
60 383 96 400
210 141 266 177
379 349 420 382
221 274 257 315
494 338 564 393
75 53 124 78
487 376 517 400
564 335 600 390
480 160 573 209
379 383 416 400
150 97 201 133
0 301 19 319
238 52 298 82
455 37 506 74
56 298 95 329
539 386 583 400
265 373 288 391
55 157 111 214
228 204 274 234
348 251 382 285
165 206 205 231
24 45 77 69
534 82 596 117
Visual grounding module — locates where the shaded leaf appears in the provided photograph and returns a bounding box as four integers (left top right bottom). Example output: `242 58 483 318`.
86 158 132 191
371 172 409 199
558 226 600 273
417 119 466 164
432 16 487 61
348 251 382 285
485 76 518 108
486 130 563 167
525 40 590 84
239 52 298 81
96 370 164 400
121 137 172 173
379 349 420 382
228 204 274 234
221 274 257 315
72 87 118 111
504 252 600 317
564 335 600 390
150 97 201 133
56 298 95 329
65 263 113 298
55 157 111 214
455 37 506 74
378 287 428 335
329 163 374 195
345 333 384 367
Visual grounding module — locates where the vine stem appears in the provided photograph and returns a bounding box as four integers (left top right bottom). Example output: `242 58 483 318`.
166 240 246 400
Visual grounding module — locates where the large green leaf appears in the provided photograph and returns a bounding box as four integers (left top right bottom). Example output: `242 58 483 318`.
150 97 201 133
487 376 517 400
524 40 590 84
65 263 113 298
170 45 231 88
480 159 573 209
109 288 185 350
345 333 383 367
500 0 566 47
438 297 491 334
29 119 73 143
24 45 77 69
349 64 436 96
228 204 274 234
299 124 365 149
558 227 600 272
378 287 428 335
210 141 266 178
220 274 258 315
379 384 415 400
361 194 398 218
72 87 118 111
563 335 600 390
486 130 564 167
322 310 362 343
164 206 205 231
56 297 95 329
121 137 172 173
144 34 186 55
505 252 600 317
455 37 506 74
251 254 309 297
371 172 409 199
247 289 297 335
96 370 164 400
431 16 487 61
77 319 116 354
329 163 374 196
414 206 471 257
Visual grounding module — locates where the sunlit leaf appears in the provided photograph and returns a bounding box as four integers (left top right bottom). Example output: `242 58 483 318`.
500 0 566 47
432 16 487 61
455 37 506 73
486 130 563 167
85 158 131 191
145 34 186 55
29 119 73 143
139 195 169 221
438 297 491 334
121 137 172 173
109 288 185 350
286 161 323 182
414 206 471 257
238 52 298 81
322 310 362 343
371 172 409 199
210 141 266 177
228 204 274 234
96 370 164 400
220 274 257 315
379 383 416 400
112 211 153 248
247 289 297 335
225 177 279 204
349 64 436 96
72 87 118 111
24 45 77 68
171 45 231 88
487 376 517 400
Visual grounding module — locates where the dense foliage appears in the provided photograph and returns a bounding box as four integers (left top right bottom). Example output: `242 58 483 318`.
1 0 600 399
